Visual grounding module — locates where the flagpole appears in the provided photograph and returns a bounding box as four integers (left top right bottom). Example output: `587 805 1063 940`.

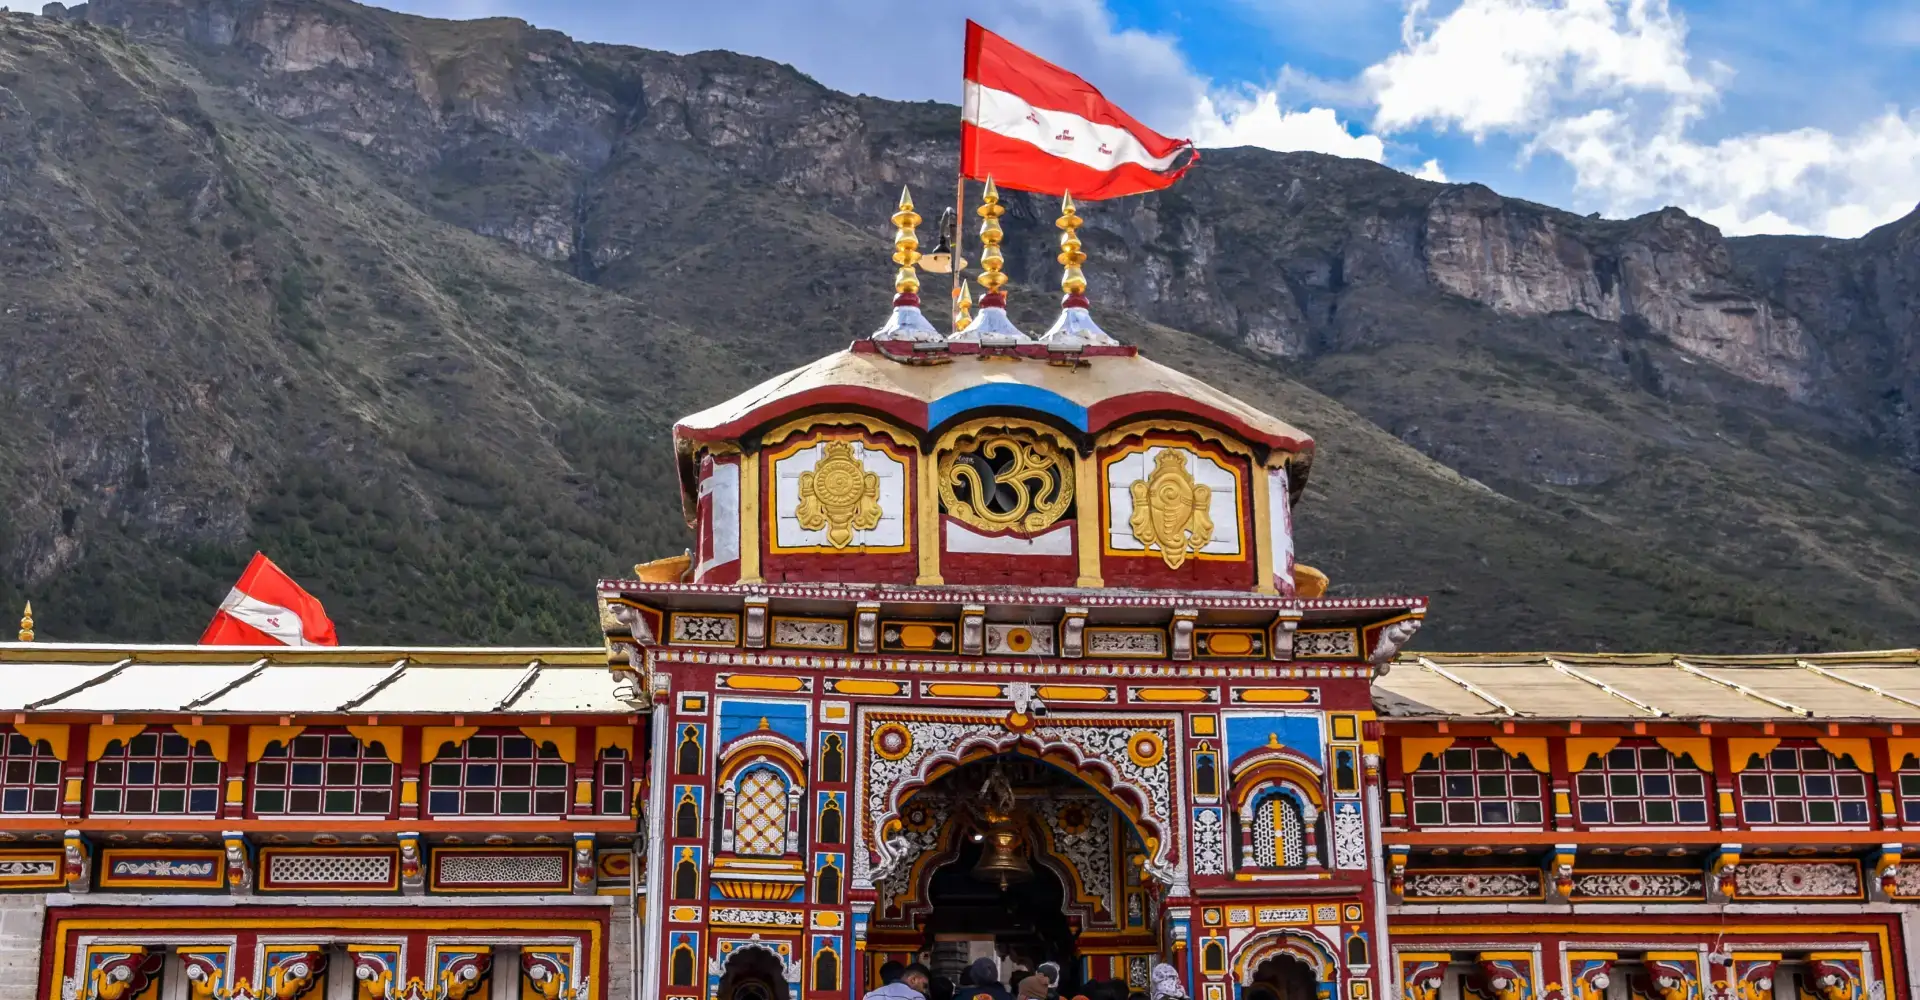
953 175 966 334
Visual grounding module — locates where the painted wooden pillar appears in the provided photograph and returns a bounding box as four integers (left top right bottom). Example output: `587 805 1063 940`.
400 724 423 821
224 723 250 820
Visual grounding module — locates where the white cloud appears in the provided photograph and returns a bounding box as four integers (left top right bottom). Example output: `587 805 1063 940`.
1354 0 1920 236
1191 94 1387 162
1414 158 1449 182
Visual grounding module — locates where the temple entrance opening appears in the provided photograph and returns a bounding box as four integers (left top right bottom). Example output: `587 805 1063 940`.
717 946 791 1000
1246 956 1319 1000
871 754 1162 992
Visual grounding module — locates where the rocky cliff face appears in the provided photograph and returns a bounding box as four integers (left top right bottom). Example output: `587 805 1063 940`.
4 0 1917 650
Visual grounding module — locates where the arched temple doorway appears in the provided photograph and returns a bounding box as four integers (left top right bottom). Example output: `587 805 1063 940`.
867 755 1159 991
717 945 791 1000
1246 957 1319 1000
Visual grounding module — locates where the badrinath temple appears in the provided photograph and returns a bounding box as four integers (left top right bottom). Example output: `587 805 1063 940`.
0 188 1914 1000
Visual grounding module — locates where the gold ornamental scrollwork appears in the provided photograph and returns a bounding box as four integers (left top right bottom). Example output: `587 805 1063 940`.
796 440 883 548
1129 449 1214 569
937 431 1074 533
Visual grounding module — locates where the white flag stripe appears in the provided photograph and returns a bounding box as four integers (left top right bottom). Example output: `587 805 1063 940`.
217 587 313 646
964 82 1184 173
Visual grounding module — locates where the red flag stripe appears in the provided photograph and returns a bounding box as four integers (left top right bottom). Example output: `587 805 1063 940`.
964 20 1183 158
199 552 338 646
961 123 1190 199
964 82 1184 173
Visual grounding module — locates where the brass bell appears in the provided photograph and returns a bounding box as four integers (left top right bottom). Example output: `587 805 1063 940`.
971 822 1033 891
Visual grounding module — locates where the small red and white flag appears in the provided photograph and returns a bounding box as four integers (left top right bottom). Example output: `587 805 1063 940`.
199 552 338 647
962 20 1197 199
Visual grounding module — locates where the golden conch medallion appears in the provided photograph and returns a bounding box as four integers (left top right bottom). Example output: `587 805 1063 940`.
796 440 882 548
1128 449 1214 569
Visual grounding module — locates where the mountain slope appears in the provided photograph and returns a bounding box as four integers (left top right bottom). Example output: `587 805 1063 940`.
1 1 1916 652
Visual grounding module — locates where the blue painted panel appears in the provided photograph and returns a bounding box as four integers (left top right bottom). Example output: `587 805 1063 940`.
1223 713 1324 764
717 698 810 745
928 382 1089 430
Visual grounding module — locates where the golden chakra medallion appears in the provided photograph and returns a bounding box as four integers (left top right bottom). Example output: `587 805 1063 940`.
1126 730 1166 767
1128 449 1214 569
873 722 913 761
796 440 883 548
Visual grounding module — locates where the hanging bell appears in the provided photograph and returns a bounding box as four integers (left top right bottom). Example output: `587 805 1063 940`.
917 207 967 275
971 822 1033 891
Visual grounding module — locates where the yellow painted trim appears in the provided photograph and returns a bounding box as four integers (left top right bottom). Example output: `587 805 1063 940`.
1134 688 1214 703
924 683 1002 699
1099 438 1248 563
575 778 594 806
738 452 763 584
595 726 636 758
1492 737 1550 772
1554 791 1572 816
916 449 942 585
832 679 904 696
1095 419 1258 459
1036 685 1111 702
224 777 244 805
62 777 80 804
248 725 307 763
1401 737 1457 774
401 779 419 806
1565 738 1622 771
1252 464 1275 595
1654 736 1714 771
1074 452 1102 586
1818 737 1875 773
1718 790 1736 814
519 726 578 763
763 432 914 555
722 675 808 693
1236 689 1313 704
345 726 404 764
421 727 480 762
171 724 229 760
13 723 68 761
760 412 920 451
1728 738 1782 772
87 724 148 761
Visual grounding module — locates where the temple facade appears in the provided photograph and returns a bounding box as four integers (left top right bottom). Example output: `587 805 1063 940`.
0 189 1915 1000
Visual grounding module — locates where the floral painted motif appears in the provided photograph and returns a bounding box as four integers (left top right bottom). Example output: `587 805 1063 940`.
1402 870 1540 899
1569 872 1703 898
1731 861 1861 898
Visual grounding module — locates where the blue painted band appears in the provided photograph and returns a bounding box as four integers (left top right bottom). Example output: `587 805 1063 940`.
927 383 1088 430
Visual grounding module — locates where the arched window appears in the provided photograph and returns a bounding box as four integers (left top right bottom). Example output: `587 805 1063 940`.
1344 934 1368 966
91 730 220 815
1573 743 1709 826
733 768 790 856
675 790 700 838
1898 755 1920 823
1408 744 1545 827
597 747 631 816
818 798 843 843
673 850 699 899
814 949 839 992
1194 749 1219 798
426 732 567 816
816 860 842 904
1201 940 1226 975
1738 744 1870 825
677 727 702 776
671 944 696 986
253 731 394 816
820 734 844 783
0 731 62 814
1250 795 1307 868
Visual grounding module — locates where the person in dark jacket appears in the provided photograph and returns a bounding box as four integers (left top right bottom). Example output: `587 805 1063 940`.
964 958 1015 1000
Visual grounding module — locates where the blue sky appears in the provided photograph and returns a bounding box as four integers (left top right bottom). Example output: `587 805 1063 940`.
378 0 1918 237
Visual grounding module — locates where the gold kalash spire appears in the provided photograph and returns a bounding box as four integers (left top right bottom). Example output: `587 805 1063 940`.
17 602 32 642
1039 191 1116 347
869 186 943 343
953 176 1026 344
953 280 973 330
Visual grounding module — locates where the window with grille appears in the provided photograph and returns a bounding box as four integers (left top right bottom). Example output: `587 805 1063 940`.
1900 755 1920 823
1249 795 1306 867
1408 745 1545 827
1573 744 1710 825
598 748 630 816
733 768 790 856
252 732 394 816
426 733 568 816
0 732 61 814
1738 745 1870 825
91 730 221 815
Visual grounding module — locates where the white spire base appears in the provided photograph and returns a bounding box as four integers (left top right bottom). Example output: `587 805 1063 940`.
871 305 944 343
1039 306 1118 348
950 306 1030 346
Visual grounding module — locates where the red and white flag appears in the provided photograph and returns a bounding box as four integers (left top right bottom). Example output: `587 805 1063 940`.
962 20 1197 199
200 552 338 647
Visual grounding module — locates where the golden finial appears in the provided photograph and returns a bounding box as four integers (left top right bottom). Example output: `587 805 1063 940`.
976 176 1008 304
1056 191 1088 304
17 602 32 642
891 186 922 301
954 280 973 329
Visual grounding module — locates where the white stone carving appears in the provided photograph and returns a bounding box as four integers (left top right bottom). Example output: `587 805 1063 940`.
1733 861 1860 898
1570 872 1703 898
1293 630 1358 658
711 908 804 926
1192 809 1226 875
671 614 738 644
0 859 55 878
772 440 907 549
1401 871 1540 898
1256 906 1310 923
985 623 1056 656
1087 629 1165 657
1034 795 1116 920
1331 800 1367 871
772 618 846 649
436 852 568 887
1106 447 1242 556
1369 619 1422 664
264 852 395 886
